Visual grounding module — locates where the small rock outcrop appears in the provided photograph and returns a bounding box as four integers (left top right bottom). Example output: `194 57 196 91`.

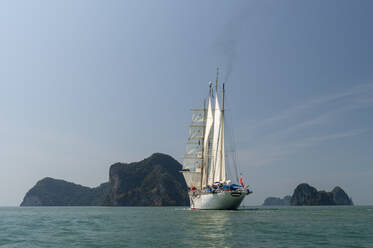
263 196 291 206
290 183 353 206
332 186 354 205
21 177 109 206
104 153 189 206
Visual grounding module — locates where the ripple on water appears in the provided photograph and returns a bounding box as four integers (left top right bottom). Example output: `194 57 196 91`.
0 206 372 248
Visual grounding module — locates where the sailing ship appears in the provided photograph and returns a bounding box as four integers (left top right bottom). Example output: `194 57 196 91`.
181 70 252 210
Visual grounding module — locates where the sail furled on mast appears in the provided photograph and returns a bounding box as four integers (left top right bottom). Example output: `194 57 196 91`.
214 121 226 182
208 82 226 184
202 83 214 187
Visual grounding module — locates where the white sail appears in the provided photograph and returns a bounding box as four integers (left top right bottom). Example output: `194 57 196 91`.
213 128 222 183
191 109 205 123
182 107 205 189
186 142 203 157
183 157 202 169
181 171 201 188
214 123 226 182
209 91 221 185
202 83 214 187
188 125 204 140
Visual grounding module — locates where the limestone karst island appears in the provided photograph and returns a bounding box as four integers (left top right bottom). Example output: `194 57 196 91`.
21 153 353 207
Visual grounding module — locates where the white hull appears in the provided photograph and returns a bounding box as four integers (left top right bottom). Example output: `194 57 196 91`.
189 191 247 210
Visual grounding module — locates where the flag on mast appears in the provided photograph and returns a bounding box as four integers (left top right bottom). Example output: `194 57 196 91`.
240 176 245 187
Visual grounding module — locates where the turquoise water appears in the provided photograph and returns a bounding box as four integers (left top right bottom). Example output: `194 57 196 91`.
0 206 372 247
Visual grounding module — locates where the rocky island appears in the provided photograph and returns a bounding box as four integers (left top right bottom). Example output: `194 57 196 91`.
262 183 353 206
103 153 188 206
21 178 109 206
290 183 353 206
21 153 189 206
262 195 291 206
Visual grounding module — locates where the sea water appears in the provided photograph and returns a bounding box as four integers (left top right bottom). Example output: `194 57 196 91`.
0 206 372 248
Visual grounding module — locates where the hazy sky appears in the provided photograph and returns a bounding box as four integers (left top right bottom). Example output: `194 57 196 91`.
1 0 372 206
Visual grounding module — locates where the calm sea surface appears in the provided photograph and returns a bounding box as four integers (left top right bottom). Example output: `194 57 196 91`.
0 206 372 248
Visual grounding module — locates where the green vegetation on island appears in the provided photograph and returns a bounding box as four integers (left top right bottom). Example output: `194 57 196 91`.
21 153 189 206
103 153 189 206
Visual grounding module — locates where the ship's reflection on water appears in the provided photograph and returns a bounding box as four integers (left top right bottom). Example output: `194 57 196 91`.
183 210 236 247
180 207 281 247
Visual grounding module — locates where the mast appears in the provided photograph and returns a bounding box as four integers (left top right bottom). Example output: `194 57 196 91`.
219 83 225 181
215 67 219 93
219 83 225 182
200 99 206 189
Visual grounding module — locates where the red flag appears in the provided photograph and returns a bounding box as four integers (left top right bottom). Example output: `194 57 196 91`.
240 176 245 187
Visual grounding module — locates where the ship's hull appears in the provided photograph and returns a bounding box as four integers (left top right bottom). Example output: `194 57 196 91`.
189 191 248 210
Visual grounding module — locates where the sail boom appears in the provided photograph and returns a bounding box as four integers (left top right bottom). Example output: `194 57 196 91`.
184 156 203 160
186 141 203 144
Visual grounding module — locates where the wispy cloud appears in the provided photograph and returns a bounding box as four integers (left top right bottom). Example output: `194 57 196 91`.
287 129 366 149
238 83 373 167
248 83 373 130
240 128 367 167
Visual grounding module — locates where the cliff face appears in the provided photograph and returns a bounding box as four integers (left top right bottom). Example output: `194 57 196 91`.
290 184 319 206
104 153 189 206
21 153 189 206
21 177 109 206
290 183 353 206
263 196 291 206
